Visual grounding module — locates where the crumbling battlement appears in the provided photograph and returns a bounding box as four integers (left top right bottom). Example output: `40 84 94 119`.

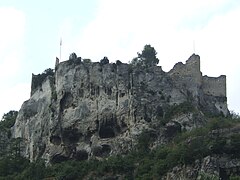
31 54 227 101
202 75 226 97
169 54 201 77
168 54 226 99
30 53 227 108
168 54 202 97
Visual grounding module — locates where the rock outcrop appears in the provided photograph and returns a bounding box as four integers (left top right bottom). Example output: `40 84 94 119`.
164 125 240 180
163 156 240 180
12 54 228 164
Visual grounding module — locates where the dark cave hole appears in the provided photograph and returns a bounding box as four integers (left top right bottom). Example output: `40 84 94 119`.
62 128 82 145
165 122 181 138
50 135 61 145
99 126 115 138
101 144 111 156
60 92 73 111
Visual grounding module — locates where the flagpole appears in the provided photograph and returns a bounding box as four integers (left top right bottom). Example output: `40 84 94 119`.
60 38 62 61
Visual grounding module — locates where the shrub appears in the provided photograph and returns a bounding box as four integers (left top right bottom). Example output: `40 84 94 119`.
100 56 109 65
116 60 122 65
131 45 159 68
230 176 240 180
69 52 77 60
0 110 18 129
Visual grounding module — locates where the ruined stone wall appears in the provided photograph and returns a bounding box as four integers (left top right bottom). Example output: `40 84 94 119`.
202 75 226 97
168 54 202 96
168 54 227 99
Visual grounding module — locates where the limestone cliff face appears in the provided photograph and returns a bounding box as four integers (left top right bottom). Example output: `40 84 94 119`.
12 54 228 163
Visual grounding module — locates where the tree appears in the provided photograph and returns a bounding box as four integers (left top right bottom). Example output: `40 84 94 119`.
0 110 18 129
131 44 159 67
43 68 54 77
0 111 19 157
69 52 77 60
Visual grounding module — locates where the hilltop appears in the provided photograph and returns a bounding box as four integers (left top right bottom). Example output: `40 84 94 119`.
1 46 240 179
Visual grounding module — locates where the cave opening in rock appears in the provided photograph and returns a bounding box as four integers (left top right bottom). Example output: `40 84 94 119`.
99 126 115 138
62 128 82 145
98 115 121 138
50 135 61 145
60 92 73 111
101 144 111 157
164 122 181 138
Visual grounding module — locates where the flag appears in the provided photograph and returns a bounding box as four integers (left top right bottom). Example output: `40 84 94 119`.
60 38 62 46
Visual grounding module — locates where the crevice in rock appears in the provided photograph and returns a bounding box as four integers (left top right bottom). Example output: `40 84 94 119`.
116 91 119 107
38 143 46 157
105 87 112 96
85 129 97 143
95 120 99 130
144 105 151 122
96 86 100 96
120 117 127 130
78 89 84 98
90 84 100 97
60 92 73 111
156 105 164 118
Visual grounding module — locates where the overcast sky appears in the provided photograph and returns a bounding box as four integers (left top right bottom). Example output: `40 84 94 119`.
0 0 239 118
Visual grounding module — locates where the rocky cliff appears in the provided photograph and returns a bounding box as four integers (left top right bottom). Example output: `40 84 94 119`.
163 123 240 180
12 54 228 164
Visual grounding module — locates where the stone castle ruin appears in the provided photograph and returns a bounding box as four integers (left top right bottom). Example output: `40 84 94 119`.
15 53 228 163
169 54 226 97
169 54 227 115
